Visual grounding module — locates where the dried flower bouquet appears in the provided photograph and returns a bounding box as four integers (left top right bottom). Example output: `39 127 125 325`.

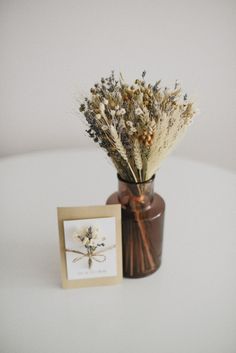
78 71 197 277
79 71 196 183
72 226 106 269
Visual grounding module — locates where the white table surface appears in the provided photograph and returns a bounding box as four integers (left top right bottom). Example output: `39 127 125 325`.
0 149 235 353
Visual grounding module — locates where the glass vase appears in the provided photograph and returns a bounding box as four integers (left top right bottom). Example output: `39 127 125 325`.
106 174 165 278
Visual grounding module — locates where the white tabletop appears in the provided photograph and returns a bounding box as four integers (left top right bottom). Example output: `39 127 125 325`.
0 149 235 353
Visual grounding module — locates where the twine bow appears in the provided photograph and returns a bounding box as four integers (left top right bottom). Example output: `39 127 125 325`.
66 245 115 269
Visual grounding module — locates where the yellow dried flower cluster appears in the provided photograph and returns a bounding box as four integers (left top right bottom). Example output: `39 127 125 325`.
79 71 197 182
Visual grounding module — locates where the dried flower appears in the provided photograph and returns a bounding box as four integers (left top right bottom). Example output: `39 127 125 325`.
73 226 106 268
135 107 143 115
117 108 126 116
78 71 197 182
103 98 109 105
74 226 105 249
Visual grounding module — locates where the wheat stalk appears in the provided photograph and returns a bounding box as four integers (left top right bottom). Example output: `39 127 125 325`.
133 139 143 181
110 125 138 182
146 112 169 179
110 125 128 162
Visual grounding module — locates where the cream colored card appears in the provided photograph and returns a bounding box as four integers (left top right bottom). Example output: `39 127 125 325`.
57 205 122 288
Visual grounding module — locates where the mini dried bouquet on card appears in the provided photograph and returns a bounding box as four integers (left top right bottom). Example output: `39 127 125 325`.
79 71 196 182
72 226 106 269
78 71 197 278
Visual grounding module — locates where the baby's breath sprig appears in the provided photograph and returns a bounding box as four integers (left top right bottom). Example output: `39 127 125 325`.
78 71 197 182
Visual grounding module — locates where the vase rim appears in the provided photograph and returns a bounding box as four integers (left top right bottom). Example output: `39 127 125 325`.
117 174 155 185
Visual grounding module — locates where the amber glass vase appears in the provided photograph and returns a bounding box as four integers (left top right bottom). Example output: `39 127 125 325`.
106 174 165 278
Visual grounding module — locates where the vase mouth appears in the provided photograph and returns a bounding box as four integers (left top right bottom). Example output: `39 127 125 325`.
117 174 155 185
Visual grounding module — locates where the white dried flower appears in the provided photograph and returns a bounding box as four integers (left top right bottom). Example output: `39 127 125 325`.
103 98 109 105
117 108 126 116
126 121 133 127
96 113 101 120
99 103 105 113
135 107 143 115
102 125 109 131
83 238 89 246
73 227 87 241
92 226 99 237
110 110 116 118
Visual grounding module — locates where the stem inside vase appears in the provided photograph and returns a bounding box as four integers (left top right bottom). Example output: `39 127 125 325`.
106 174 165 278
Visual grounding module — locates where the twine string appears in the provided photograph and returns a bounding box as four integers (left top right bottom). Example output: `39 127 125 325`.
65 245 116 266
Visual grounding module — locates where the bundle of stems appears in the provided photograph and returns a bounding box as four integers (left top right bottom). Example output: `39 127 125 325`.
78 71 197 183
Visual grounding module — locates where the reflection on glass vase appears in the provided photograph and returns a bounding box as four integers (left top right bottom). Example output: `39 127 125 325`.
106 174 165 278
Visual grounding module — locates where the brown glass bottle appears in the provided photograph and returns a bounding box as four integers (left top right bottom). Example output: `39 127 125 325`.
106 175 165 278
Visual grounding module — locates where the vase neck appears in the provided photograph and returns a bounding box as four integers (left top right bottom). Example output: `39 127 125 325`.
117 175 155 209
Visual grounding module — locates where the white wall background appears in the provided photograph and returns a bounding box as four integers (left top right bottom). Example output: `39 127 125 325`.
0 0 235 170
